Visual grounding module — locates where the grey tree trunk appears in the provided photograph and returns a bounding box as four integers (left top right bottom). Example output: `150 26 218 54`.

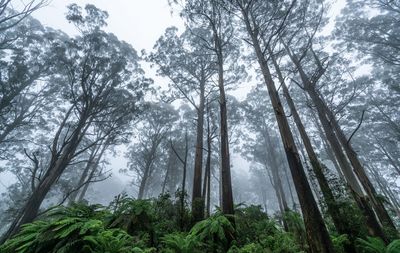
240 10 335 253
192 79 206 222
282 42 389 241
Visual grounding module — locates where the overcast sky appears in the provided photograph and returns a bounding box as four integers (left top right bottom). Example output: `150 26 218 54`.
32 0 185 51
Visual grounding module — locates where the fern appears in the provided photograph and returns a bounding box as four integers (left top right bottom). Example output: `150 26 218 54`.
0 204 146 253
386 240 400 253
356 237 400 253
161 233 202 253
189 214 235 251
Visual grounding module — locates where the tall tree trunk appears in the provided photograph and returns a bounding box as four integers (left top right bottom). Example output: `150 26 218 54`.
282 41 389 241
270 51 356 247
204 101 213 218
68 147 98 204
313 115 345 179
321 91 397 233
162 146 175 194
213 28 234 218
368 165 400 220
263 126 289 213
266 167 287 229
192 79 206 221
76 144 107 202
241 11 335 253
283 164 297 211
180 132 189 230
375 139 400 177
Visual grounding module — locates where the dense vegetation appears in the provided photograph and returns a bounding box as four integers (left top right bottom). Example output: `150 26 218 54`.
1 193 399 253
0 0 399 252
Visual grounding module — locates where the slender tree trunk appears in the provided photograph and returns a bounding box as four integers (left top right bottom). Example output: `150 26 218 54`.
266 167 286 229
241 11 335 253
375 140 400 176
204 101 213 218
282 41 389 241
313 115 345 179
283 165 297 211
263 127 289 213
192 79 206 221
68 147 98 204
213 29 234 218
180 132 189 230
368 165 400 220
322 92 397 233
270 52 356 247
2 108 88 241
162 146 174 194
77 144 107 202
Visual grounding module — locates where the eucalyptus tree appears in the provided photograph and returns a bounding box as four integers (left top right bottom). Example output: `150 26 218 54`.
1 4 149 240
0 0 47 47
149 26 217 221
0 15 61 160
170 0 245 223
126 103 178 199
336 0 400 176
241 87 290 221
278 0 397 239
227 1 335 251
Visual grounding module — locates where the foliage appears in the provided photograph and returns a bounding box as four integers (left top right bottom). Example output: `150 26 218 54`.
0 204 146 253
0 195 325 253
235 204 278 244
189 214 235 251
161 233 202 253
356 237 400 253
331 234 350 253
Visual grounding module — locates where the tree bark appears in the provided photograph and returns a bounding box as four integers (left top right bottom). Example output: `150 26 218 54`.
162 146 175 194
3 107 89 240
68 147 98 204
322 91 398 233
240 10 335 252
192 78 206 222
282 41 390 241
270 51 356 246
76 144 107 202
212 25 234 218
138 140 159 200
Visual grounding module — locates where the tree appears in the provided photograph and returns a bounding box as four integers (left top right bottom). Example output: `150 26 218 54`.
0 0 47 46
149 26 216 221
1 4 149 241
126 103 178 199
228 1 335 252
171 0 244 224
279 0 397 238
241 87 290 229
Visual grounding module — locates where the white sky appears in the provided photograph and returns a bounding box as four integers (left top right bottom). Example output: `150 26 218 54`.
32 0 185 51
